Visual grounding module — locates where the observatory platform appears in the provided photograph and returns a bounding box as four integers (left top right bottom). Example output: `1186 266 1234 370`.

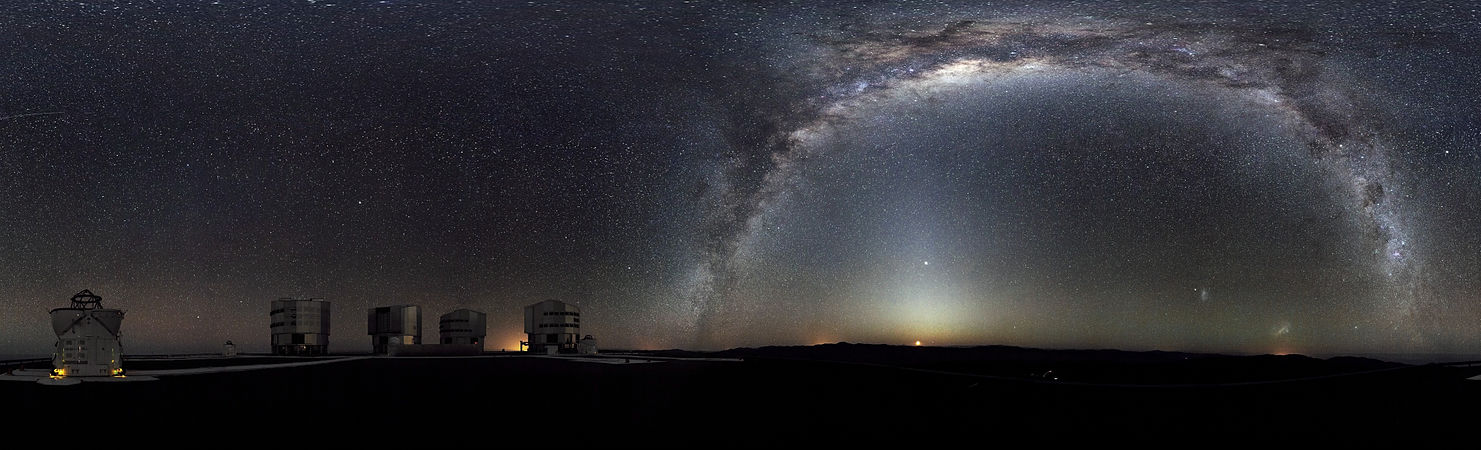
2 345 1478 445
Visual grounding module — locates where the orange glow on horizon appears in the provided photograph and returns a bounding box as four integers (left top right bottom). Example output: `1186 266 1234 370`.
1270 345 1300 356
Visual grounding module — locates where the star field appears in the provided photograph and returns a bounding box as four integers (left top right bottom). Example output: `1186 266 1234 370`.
1 1 1479 358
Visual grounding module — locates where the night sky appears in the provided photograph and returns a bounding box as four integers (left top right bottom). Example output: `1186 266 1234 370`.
2 1 1479 357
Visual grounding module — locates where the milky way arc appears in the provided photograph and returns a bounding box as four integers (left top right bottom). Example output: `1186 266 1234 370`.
680 18 1427 349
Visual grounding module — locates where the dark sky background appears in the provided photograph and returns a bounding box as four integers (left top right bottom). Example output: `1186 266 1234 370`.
2 0 1478 357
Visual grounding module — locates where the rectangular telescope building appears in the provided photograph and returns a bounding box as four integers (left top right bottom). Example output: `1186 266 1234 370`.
368 305 421 354
269 298 331 356
524 299 580 354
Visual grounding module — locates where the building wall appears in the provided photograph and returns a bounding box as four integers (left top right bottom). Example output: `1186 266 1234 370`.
52 327 123 377
388 343 481 356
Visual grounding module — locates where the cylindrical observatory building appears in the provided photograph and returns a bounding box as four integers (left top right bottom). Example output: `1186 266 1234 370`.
270 297 332 355
439 309 487 346
524 299 581 354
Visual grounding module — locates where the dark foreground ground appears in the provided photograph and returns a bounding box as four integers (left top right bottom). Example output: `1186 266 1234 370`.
5 344 1480 446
